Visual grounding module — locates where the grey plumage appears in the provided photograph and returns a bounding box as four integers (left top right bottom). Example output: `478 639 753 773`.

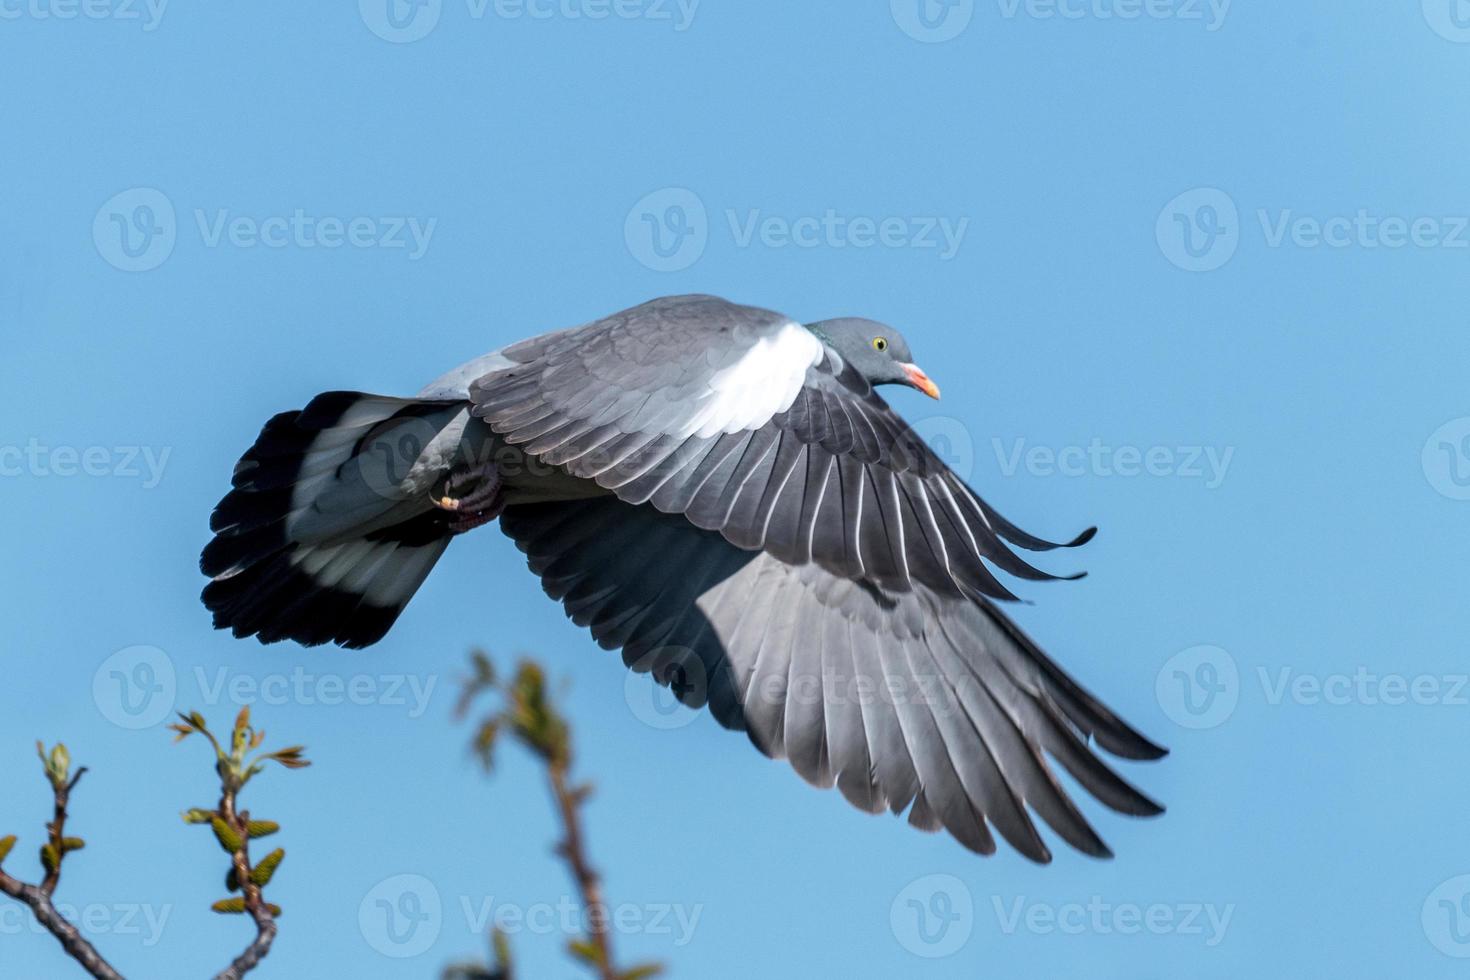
202 293 1165 860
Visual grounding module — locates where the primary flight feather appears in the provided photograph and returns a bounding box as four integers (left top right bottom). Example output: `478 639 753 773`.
200 294 1166 862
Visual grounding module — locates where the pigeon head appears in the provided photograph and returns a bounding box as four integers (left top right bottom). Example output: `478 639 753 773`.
806 317 941 399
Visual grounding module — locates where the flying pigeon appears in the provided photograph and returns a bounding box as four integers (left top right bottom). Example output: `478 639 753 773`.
201 294 1165 861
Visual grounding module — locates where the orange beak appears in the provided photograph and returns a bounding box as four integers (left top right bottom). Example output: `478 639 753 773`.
902 363 941 400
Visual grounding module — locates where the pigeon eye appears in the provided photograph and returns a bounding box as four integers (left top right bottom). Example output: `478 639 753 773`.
872 337 888 352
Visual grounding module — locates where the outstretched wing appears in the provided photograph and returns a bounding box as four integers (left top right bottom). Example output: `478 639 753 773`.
471 293 1093 604
500 497 1164 862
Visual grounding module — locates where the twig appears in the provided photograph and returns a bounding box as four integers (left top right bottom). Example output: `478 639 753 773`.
547 762 615 980
454 652 662 980
211 796 277 980
0 755 126 980
0 876 124 980
171 708 305 980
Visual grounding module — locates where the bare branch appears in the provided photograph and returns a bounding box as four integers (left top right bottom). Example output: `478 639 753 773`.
548 758 616 980
0 752 125 980
0 876 124 980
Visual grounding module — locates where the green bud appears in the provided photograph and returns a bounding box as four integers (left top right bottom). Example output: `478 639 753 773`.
569 939 605 966
251 848 285 886
0 835 16 865
618 966 664 980
246 820 279 839
40 844 59 873
211 817 243 854
60 837 85 853
211 898 247 914
181 808 215 825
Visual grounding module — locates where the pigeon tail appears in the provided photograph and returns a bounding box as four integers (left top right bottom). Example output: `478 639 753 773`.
200 391 485 648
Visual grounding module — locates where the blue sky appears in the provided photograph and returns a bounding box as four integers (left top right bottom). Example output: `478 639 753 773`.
3 2 1470 977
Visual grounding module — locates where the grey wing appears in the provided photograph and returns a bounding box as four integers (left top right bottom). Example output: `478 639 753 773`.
472 293 1093 603
476 290 1099 602
500 496 1165 862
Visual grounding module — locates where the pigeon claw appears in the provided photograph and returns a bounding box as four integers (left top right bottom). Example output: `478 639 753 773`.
431 465 506 534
